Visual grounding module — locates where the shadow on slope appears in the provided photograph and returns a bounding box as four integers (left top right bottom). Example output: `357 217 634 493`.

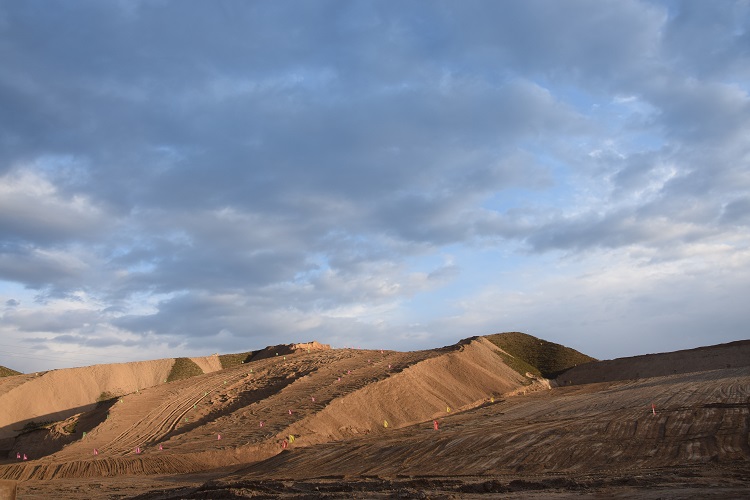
1 398 118 462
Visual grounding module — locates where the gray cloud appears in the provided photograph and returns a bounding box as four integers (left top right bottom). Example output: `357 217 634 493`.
0 1 748 371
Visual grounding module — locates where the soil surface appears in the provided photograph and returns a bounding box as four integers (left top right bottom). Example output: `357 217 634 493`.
0 337 748 499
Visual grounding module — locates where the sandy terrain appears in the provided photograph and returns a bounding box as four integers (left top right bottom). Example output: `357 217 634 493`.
187 355 223 376
0 337 747 499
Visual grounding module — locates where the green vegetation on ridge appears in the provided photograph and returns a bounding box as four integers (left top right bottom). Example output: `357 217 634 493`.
218 351 255 369
485 332 597 379
166 357 204 382
0 365 21 377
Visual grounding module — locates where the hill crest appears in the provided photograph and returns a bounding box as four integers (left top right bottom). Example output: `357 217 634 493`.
0 366 20 378
484 331 597 379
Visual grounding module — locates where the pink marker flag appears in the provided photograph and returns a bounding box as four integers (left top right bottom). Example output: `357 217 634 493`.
260 421 264 427
433 420 439 430
16 452 20 459
159 444 163 450
217 434 221 440
652 403 656 415
94 448 98 455
23 454 27 460
311 396 315 402
282 439 288 449
288 409 293 415
135 446 141 454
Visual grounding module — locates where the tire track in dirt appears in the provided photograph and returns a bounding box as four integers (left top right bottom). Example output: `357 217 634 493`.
0 347 449 480
225 367 750 480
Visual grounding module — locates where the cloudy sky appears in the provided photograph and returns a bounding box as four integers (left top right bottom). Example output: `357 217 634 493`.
1 1 748 372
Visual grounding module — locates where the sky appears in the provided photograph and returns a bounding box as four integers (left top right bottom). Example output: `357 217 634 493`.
1 0 749 373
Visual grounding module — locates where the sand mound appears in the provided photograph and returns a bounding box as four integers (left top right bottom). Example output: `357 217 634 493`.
0 359 175 440
0 337 524 479
188 354 223 374
286 338 527 443
1 335 748 499
290 341 330 353
247 341 331 363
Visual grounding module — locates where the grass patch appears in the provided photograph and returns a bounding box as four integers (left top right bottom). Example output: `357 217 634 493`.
218 351 255 369
493 350 539 382
0 365 21 377
485 332 597 379
97 390 119 402
167 357 204 382
63 420 77 434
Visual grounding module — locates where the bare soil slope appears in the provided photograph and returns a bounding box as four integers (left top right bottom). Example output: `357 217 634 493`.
0 337 527 483
1 336 748 499
557 339 750 385
0 359 175 441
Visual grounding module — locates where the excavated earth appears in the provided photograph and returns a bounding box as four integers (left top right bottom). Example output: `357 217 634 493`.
0 337 748 499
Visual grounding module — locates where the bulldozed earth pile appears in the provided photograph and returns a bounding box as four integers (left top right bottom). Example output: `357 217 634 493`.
0 333 747 499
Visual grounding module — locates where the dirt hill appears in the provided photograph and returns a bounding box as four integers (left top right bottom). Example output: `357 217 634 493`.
556 339 750 385
485 331 597 378
0 354 225 443
0 334 747 499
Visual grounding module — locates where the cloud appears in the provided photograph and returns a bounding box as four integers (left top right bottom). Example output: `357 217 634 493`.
0 1 748 371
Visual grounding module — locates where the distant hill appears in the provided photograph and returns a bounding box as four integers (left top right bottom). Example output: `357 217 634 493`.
484 332 597 379
0 365 21 377
556 339 750 385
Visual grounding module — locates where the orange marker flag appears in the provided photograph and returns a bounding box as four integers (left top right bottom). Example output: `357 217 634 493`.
433 420 439 430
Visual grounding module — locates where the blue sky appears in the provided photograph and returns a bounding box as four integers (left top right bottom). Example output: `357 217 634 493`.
1 0 749 372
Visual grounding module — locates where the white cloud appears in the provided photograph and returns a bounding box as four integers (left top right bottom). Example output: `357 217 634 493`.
0 1 748 370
